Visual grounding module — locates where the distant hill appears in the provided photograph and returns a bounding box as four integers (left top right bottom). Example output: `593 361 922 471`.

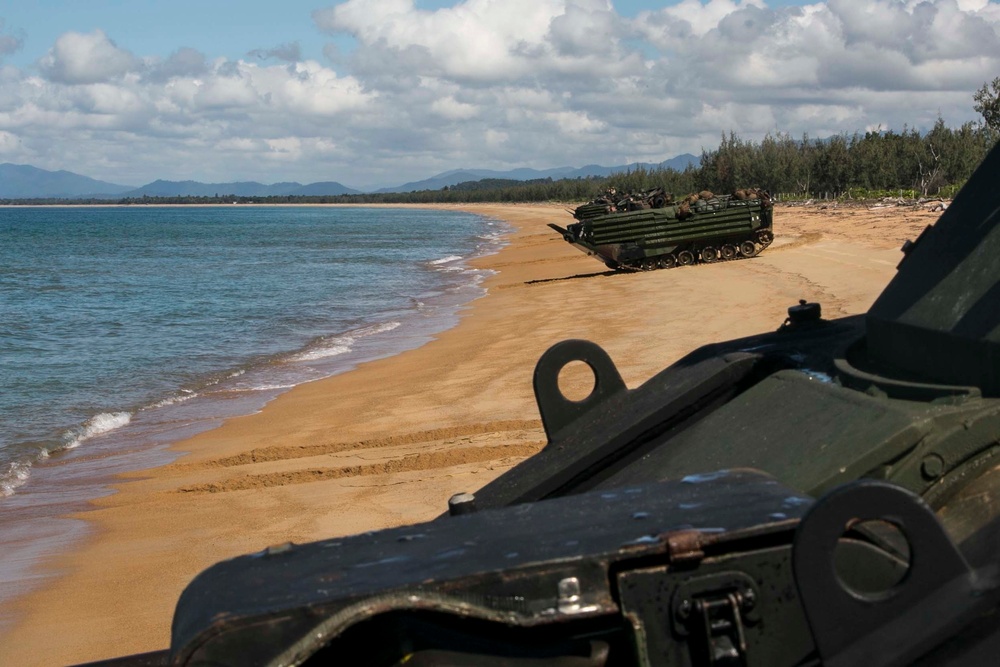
448 177 552 192
290 181 364 196
375 154 699 193
1 154 699 199
0 165 362 199
123 180 360 198
0 163 133 198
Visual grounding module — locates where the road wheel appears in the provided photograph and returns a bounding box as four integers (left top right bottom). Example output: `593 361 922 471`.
721 244 737 260
701 246 719 262
677 250 695 266
739 241 757 257
659 254 677 269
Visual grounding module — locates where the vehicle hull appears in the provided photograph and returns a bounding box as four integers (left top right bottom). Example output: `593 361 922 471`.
552 195 774 270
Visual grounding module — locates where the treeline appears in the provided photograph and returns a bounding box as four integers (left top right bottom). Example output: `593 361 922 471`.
604 120 994 201
2 120 994 207
698 120 993 199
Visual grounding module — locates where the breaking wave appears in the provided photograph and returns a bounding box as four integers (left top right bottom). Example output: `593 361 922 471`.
148 390 197 409
429 255 464 266
1 411 133 497
62 412 132 451
292 321 402 362
0 460 32 497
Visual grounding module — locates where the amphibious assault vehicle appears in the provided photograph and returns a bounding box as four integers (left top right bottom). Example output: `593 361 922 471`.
549 188 774 271
86 144 999 666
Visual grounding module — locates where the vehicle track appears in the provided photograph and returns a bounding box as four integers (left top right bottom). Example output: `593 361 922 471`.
177 442 546 494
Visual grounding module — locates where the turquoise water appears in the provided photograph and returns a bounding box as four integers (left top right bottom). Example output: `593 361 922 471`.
0 205 502 497
0 205 504 613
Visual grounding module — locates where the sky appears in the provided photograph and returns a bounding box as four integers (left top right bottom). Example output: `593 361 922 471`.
0 1 997 189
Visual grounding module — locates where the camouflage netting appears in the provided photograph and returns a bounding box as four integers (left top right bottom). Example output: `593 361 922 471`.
574 187 769 221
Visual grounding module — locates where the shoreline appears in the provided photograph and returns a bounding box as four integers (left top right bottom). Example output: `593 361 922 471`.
0 202 566 663
0 205 505 634
0 202 939 664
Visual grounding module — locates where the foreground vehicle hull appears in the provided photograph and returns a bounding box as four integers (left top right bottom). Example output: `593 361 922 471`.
81 143 1000 666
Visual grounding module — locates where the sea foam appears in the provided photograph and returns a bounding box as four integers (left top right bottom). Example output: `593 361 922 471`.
293 321 402 362
62 412 132 450
0 411 133 498
148 391 198 409
429 255 464 266
0 460 32 497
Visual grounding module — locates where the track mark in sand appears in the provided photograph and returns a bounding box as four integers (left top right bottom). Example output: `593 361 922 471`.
768 231 823 252
522 270 620 286
740 259 850 318
177 442 546 494
194 420 542 468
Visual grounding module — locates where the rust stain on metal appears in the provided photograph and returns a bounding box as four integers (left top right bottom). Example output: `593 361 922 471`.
664 530 705 565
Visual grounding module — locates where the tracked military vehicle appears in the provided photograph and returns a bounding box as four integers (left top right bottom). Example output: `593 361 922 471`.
83 144 1000 666
549 188 774 271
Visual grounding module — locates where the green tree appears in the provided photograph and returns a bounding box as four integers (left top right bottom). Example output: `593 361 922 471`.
811 135 850 196
973 77 1000 134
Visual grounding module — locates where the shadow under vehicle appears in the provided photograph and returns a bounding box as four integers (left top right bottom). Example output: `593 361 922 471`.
84 143 1000 666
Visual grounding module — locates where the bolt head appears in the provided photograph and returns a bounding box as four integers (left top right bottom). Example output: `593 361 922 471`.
921 455 945 480
448 492 477 516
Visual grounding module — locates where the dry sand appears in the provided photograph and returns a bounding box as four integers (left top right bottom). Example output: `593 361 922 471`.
0 201 942 665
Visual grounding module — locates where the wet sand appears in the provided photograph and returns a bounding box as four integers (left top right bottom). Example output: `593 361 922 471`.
0 201 942 665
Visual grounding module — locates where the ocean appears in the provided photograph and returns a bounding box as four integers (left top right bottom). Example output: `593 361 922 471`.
0 204 505 611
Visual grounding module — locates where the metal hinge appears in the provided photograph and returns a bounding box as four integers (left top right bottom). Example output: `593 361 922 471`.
691 592 747 666
673 573 757 667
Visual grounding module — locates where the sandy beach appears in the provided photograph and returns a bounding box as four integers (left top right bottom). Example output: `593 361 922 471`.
0 201 943 665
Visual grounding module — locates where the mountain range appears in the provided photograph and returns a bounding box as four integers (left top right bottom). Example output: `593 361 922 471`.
125 179 362 198
374 154 698 193
0 154 699 200
0 163 135 199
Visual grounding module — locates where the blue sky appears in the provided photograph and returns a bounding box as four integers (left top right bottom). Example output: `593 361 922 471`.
0 1 997 188
2 1 334 67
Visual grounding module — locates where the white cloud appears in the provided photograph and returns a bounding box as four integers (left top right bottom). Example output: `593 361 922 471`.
251 60 373 116
644 0 768 39
314 0 636 82
431 96 479 120
0 129 21 152
265 136 303 158
827 0 997 63
145 48 209 82
39 30 138 84
0 1 997 187
192 73 260 110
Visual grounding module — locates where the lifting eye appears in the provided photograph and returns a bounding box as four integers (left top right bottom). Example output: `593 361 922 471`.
533 340 627 440
558 360 597 402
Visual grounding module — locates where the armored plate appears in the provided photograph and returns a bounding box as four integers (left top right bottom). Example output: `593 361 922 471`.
867 142 1000 395
171 471 808 666
551 192 773 270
